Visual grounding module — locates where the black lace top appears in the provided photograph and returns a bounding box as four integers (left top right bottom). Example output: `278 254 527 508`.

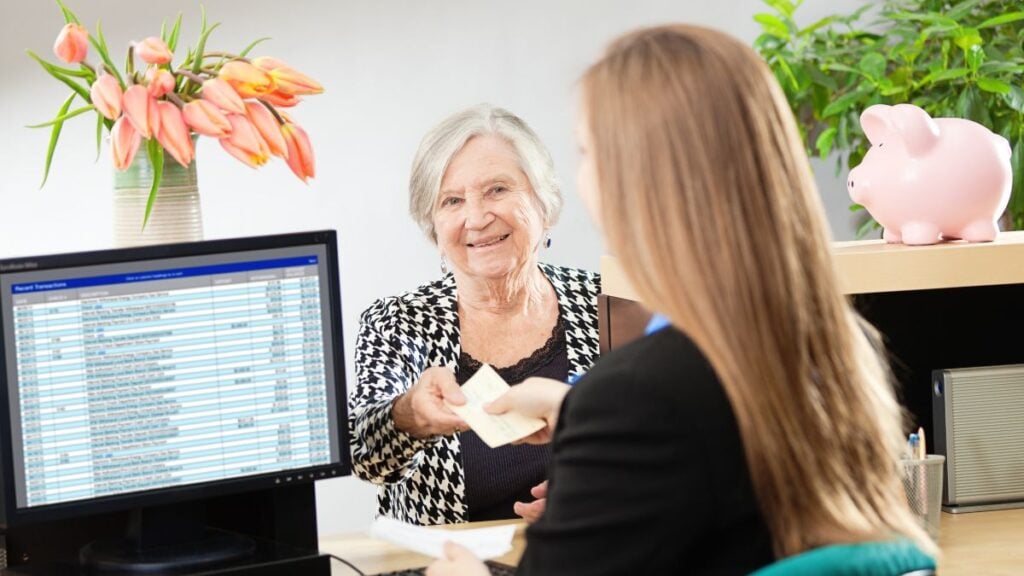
456 314 569 521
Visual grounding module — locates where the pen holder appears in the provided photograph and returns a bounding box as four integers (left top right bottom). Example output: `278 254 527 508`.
900 454 945 538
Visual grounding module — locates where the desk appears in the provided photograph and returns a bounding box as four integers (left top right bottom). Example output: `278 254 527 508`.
938 509 1024 575
320 520 526 575
319 510 1020 575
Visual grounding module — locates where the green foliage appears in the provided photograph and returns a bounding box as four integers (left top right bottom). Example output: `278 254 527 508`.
753 0 1024 235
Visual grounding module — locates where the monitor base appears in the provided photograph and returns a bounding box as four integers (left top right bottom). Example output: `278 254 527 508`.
79 528 255 575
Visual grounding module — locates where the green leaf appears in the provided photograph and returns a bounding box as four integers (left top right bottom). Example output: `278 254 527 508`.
884 11 957 27
799 15 836 37
856 217 881 239
776 56 799 91
824 63 865 77
190 22 221 76
858 52 887 81
1007 137 1024 228
919 67 969 85
822 86 870 118
89 21 124 87
978 12 1024 29
1004 85 1024 114
26 50 90 102
815 126 837 158
754 13 790 39
55 0 81 24
95 112 103 162
946 0 985 20
763 0 795 18
979 62 1024 74
966 44 985 72
239 37 271 59
39 93 76 189
142 140 165 231
953 28 983 52
807 66 838 91
848 203 864 213
168 13 184 53
957 85 992 126
26 104 96 128
977 77 1011 94
24 58 93 78
1010 137 1024 228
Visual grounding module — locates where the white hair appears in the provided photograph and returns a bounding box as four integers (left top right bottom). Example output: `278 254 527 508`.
409 104 562 243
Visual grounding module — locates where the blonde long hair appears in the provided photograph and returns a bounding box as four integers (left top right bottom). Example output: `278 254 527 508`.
582 24 935 557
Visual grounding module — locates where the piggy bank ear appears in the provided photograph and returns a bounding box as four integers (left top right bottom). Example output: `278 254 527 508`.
860 105 894 145
891 103 940 157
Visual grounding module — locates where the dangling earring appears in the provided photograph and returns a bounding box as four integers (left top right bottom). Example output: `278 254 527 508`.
544 234 552 249
440 256 449 275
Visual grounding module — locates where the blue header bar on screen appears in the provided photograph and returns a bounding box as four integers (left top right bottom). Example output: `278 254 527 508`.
11 255 319 294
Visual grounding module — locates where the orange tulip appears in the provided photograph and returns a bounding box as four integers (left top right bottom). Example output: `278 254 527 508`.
136 37 173 65
111 117 142 171
251 56 323 96
281 122 315 182
145 68 175 98
200 78 247 115
245 101 288 158
53 23 88 64
220 113 270 168
155 102 194 168
122 85 160 138
90 73 122 120
259 90 301 108
183 100 232 137
218 60 275 98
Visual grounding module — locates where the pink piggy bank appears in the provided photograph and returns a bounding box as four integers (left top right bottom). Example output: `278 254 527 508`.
847 103 1012 245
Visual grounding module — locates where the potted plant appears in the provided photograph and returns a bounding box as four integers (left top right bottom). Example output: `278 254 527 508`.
752 0 1024 235
29 1 322 246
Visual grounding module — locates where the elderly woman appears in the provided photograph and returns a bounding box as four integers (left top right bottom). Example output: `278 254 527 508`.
349 104 601 525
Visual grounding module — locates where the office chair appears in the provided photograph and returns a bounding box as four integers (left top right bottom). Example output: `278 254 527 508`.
749 539 936 576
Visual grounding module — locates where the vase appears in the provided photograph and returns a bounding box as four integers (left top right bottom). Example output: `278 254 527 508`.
112 150 203 248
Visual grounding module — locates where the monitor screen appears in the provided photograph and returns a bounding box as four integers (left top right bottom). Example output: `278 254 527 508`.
0 231 349 524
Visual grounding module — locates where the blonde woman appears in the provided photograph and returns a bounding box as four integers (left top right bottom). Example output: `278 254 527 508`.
428 25 936 575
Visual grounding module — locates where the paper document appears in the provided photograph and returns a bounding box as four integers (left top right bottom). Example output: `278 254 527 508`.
369 516 516 559
445 364 546 448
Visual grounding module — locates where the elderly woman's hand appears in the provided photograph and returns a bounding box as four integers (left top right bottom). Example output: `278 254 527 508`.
484 377 570 445
513 480 548 523
392 367 469 438
426 542 490 576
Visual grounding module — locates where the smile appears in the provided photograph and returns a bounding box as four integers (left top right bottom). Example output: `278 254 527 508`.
467 234 510 248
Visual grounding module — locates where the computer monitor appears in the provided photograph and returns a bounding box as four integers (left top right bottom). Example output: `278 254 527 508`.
0 230 349 570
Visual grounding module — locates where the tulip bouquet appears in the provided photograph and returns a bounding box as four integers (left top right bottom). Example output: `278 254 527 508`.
30 1 322 226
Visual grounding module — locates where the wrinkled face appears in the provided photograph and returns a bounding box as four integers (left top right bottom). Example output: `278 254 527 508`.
433 134 546 280
575 102 602 230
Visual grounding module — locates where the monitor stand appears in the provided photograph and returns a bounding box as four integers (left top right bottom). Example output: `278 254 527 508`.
78 502 255 575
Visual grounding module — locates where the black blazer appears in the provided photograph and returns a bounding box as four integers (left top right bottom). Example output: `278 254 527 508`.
518 327 775 575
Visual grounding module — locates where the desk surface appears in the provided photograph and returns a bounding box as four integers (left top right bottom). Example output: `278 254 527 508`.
320 509 1022 575
321 520 526 575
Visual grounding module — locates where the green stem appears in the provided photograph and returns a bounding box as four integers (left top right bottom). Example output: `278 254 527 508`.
174 69 207 85
259 100 285 125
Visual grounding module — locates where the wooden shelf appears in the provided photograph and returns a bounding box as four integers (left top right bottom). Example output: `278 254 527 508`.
601 230 1024 299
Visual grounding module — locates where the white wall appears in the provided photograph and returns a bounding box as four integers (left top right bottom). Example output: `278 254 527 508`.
0 0 869 535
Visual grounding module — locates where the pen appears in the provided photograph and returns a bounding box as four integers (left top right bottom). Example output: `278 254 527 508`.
917 426 926 460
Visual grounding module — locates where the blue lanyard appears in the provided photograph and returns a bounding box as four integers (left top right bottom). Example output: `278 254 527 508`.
645 313 671 335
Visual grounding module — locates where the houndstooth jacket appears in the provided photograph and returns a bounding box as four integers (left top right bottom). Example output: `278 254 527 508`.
349 263 601 525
